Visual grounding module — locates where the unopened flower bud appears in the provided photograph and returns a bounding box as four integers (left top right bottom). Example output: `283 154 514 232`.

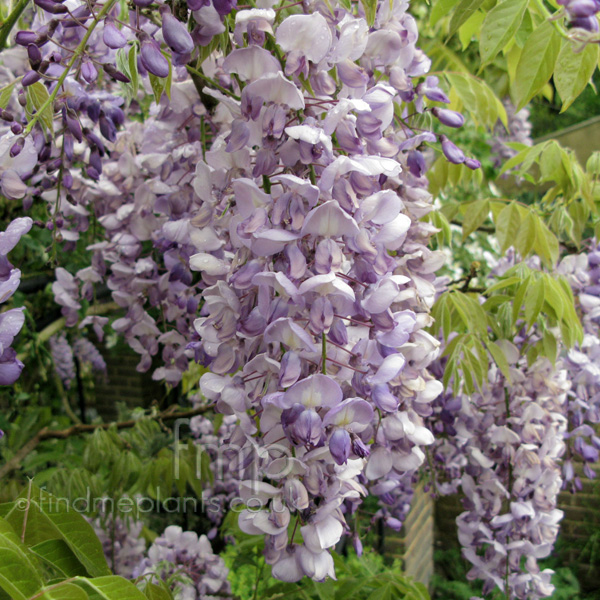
15 31 38 46
465 157 481 170
34 0 68 14
27 44 42 69
432 107 465 128
22 70 41 86
81 59 98 83
103 63 131 83
103 20 127 49
441 136 466 164
161 8 195 54
140 35 170 78
10 138 25 157
0 109 13 122
329 428 351 465
11 123 23 134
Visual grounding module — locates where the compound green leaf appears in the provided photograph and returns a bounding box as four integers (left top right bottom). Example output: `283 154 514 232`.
555 41 598 112
448 0 487 37
480 0 528 66
512 22 561 110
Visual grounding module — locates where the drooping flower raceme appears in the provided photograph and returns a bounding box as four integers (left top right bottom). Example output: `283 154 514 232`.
0 217 32 387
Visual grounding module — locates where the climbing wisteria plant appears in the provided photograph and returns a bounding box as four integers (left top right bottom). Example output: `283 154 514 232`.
1 0 600 598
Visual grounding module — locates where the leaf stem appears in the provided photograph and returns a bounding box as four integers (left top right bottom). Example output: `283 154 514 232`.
0 0 30 50
24 0 119 136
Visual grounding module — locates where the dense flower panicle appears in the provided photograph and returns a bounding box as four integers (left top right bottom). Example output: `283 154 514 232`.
73 337 107 372
557 243 600 489
90 515 146 579
133 526 230 600
49 334 75 388
0 217 32 388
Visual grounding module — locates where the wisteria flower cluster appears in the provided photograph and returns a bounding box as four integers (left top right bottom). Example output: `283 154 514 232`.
0 217 32 388
557 243 600 490
132 525 230 600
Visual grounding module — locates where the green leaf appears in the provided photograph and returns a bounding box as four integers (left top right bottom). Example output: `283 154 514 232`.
35 583 89 600
533 217 559 268
554 41 598 112
512 21 561 110
480 0 528 66
148 73 167 105
76 577 147 600
448 0 486 37
462 199 490 239
458 10 485 50
512 276 530 324
524 278 545 329
431 0 462 26
143 582 172 600
515 211 536 258
26 81 54 133
360 0 378 26
0 81 15 109
494 202 521 252
0 548 41 600
485 340 512 381
31 539 88 578
4 487 110 578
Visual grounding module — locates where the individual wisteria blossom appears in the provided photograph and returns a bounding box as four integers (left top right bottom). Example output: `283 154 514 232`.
132 526 230 600
89 514 146 579
49 333 75 388
0 217 32 387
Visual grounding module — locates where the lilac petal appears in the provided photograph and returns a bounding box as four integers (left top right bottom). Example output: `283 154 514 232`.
371 384 399 412
1 170 28 200
0 349 24 385
242 72 305 110
323 398 374 432
264 317 318 352
0 217 32 255
432 107 464 128
276 13 332 63
370 353 406 384
441 137 466 164
359 190 403 225
282 374 343 409
279 351 302 389
0 308 25 352
301 201 360 238
223 46 281 81
0 269 21 303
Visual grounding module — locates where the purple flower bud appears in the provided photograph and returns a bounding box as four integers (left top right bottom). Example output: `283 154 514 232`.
329 428 351 465
566 0 599 17
570 15 600 30
63 171 73 189
352 437 370 458
213 0 237 15
103 63 131 83
188 0 209 8
81 59 98 83
352 535 363 557
0 109 13 122
407 150 426 177
15 31 38 46
133 0 155 6
161 10 195 55
140 36 169 78
425 89 450 103
103 20 127 49
11 123 23 135
441 137 466 164
86 101 101 123
432 107 465 128
22 70 41 87
61 5 91 27
99 115 117 142
27 44 42 69
465 157 481 170
10 138 25 158
34 0 68 14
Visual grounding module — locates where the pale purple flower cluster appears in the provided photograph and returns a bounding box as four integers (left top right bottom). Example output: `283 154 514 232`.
0 217 33 387
73 337 107 373
429 348 568 600
49 333 75 387
89 514 146 579
132 526 230 600
557 243 600 489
